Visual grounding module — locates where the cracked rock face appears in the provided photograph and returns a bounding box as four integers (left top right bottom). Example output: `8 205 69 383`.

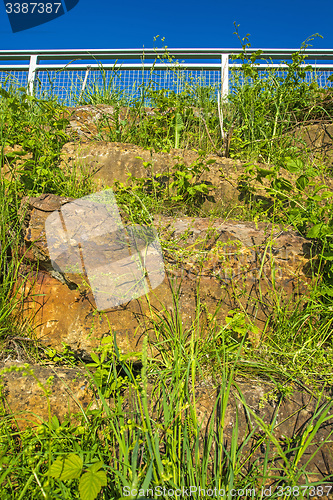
0 363 94 428
15 194 316 358
59 140 333 218
292 122 333 164
62 104 116 139
1 361 332 482
59 141 246 212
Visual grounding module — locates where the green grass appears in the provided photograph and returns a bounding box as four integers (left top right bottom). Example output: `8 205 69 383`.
1 39 333 498
0 339 332 499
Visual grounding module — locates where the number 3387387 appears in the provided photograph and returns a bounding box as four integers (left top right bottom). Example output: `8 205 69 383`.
5 3 62 14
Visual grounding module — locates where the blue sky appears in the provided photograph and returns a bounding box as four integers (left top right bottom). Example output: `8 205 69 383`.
0 0 333 51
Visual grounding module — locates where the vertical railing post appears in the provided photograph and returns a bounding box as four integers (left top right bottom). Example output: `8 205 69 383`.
79 65 91 102
28 54 38 95
221 53 229 97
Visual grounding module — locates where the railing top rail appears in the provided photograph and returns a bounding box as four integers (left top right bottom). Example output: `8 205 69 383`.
0 48 333 61
2 63 333 71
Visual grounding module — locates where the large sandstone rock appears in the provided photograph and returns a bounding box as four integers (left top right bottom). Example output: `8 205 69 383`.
60 140 333 217
0 362 94 428
1 361 332 482
61 103 333 171
292 122 333 164
60 141 243 210
62 105 186 140
62 104 117 139
15 193 315 358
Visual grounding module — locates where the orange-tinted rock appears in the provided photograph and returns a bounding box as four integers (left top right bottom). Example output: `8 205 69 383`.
16 194 315 357
1 361 332 482
292 122 333 163
0 362 94 428
62 104 116 139
60 140 333 217
60 141 244 210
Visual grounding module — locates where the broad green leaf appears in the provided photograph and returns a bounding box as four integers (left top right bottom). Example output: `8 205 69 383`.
322 252 333 261
296 175 309 191
256 167 273 180
90 352 100 365
88 461 104 474
51 415 60 430
101 336 113 344
307 223 325 238
48 458 65 478
48 453 83 480
79 469 107 500
271 177 292 192
285 157 304 173
174 112 184 149
120 352 142 361
0 88 10 98
319 190 333 199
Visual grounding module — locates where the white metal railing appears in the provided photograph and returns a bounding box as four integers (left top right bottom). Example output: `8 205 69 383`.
0 48 333 104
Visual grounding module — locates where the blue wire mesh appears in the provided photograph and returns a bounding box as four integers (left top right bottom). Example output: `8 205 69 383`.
229 68 333 93
34 69 87 103
33 67 223 105
0 64 332 104
0 70 28 91
106 69 222 104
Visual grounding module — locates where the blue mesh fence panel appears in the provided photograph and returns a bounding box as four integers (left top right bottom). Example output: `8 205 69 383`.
34 69 87 104
0 70 28 91
310 70 333 87
1 64 332 104
229 68 333 93
79 68 222 105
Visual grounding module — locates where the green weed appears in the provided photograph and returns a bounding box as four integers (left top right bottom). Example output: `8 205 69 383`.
1 35 333 499
112 154 216 221
0 339 332 498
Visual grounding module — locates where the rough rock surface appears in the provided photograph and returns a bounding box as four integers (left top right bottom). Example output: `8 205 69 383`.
60 141 243 209
62 105 178 140
59 140 333 216
292 122 333 163
16 194 315 358
62 104 117 139
0 362 94 428
1 361 332 481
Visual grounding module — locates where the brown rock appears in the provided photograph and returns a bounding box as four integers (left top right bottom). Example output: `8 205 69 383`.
59 140 333 217
291 122 333 164
60 140 245 209
0 362 94 428
62 104 204 141
62 104 116 139
1 361 332 482
15 194 315 358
